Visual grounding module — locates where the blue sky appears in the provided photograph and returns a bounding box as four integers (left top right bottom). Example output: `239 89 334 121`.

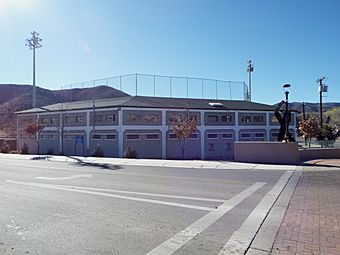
1 0 340 104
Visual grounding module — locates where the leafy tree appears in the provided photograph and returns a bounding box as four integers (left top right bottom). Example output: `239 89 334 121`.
169 116 198 159
317 124 339 141
24 121 44 154
298 117 320 147
325 107 340 128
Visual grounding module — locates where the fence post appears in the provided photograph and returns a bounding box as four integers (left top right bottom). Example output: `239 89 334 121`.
135 74 138 96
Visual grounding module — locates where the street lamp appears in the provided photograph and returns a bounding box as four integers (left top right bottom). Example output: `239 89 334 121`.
283 84 291 142
25 31 42 109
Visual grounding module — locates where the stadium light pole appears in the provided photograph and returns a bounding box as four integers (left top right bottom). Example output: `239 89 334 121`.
247 60 254 101
25 31 42 109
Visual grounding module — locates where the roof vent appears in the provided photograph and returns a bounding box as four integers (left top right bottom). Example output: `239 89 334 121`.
209 102 224 107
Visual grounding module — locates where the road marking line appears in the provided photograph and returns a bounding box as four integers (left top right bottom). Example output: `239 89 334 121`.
1 162 254 185
145 182 266 255
218 171 293 255
36 174 92 180
51 184 226 202
5 180 215 212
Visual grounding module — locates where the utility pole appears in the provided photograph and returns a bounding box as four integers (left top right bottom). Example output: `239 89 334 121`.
302 102 306 120
247 60 254 101
25 31 42 109
317 77 326 128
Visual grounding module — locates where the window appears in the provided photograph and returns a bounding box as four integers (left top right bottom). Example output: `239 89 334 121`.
76 116 85 123
241 133 251 138
222 133 233 139
221 115 232 122
41 134 57 140
146 134 159 140
106 114 115 122
128 114 141 121
92 134 101 140
94 114 103 122
169 133 177 139
271 132 279 138
225 143 232 150
240 116 251 123
106 134 116 140
144 114 158 122
189 133 198 139
64 135 72 140
271 116 279 124
254 116 264 123
40 117 49 124
64 116 73 123
207 133 218 139
207 115 218 122
169 114 184 122
208 143 214 151
255 133 265 138
126 134 140 140
51 117 59 124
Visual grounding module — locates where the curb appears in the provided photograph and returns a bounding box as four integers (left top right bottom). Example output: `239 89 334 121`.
0 153 300 171
246 167 303 254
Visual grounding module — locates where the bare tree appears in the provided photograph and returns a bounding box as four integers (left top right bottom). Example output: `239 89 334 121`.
169 116 198 159
24 121 44 154
298 117 320 147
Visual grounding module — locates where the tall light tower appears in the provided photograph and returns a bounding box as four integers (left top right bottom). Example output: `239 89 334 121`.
25 31 43 108
247 60 254 101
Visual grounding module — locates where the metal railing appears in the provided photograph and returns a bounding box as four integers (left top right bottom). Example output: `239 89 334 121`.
297 137 340 148
62 73 249 101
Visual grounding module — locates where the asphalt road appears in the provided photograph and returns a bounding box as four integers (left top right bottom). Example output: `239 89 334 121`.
0 156 292 255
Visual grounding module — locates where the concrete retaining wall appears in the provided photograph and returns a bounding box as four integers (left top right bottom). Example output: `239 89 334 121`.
299 148 340 161
234 142 299 165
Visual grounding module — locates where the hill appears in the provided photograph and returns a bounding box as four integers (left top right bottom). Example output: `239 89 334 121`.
284 102 340 128
288 102 340 114
0 84 128 138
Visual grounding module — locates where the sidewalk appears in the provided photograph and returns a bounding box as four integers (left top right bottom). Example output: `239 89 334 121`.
0 153 299 171
271 160 340 255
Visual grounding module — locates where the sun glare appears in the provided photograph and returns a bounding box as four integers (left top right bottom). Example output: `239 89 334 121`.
0 0 39 14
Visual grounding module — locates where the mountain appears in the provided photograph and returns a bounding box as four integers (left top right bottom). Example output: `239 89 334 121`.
282 102 340 128
0 84 129 138
288 102 340 114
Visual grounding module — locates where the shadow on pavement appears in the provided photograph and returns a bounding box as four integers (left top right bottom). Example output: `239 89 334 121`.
303 163 340 168
303 159 340 168
31 156 52 160
67 156 123 170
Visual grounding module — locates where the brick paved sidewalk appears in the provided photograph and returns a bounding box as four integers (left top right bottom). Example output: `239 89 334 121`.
271 169 340 255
